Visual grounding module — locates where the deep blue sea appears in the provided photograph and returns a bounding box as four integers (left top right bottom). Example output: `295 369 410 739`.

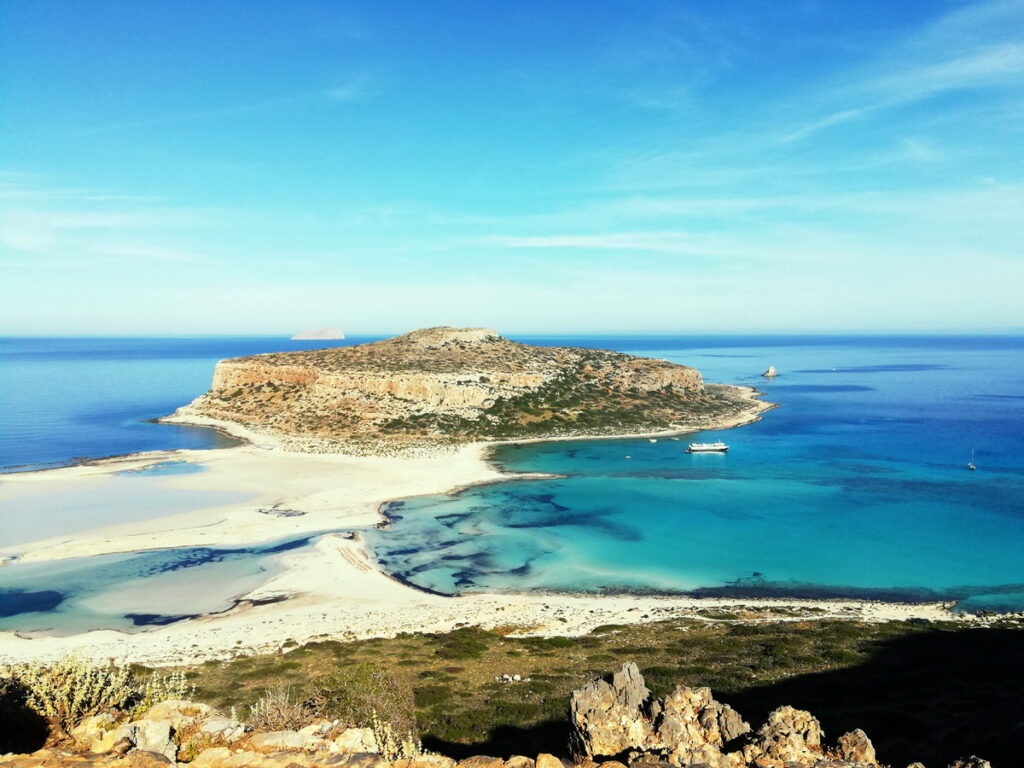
2 335 1023 631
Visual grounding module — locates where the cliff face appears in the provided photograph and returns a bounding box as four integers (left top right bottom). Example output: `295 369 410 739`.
177 326 752 451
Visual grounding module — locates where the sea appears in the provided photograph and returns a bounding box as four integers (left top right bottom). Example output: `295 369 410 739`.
1 334 1023 634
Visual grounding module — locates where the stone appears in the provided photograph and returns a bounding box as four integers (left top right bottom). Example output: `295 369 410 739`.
138 700 214 731
595 762 629 768
504 758 535 768
742 705 824 767
392 758 457 768
341 755 390 768
126 752 172 768
189 747 234 768
836 730 876 765
247 731 331 753
298 722 335 738
334 728 378 754
535 755 563 768
569 663 750 767
947 759 992 768
457 758 505 768
199 716 247 744
69 714 119 753
112 721 175 763
569 662 654 759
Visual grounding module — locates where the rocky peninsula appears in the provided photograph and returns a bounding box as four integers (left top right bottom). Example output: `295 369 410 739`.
167 327 771 455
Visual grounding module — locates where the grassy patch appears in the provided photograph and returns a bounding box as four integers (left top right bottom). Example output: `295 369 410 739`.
165 615 1024 764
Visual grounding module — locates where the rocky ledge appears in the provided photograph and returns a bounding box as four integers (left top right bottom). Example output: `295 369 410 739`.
172 327 766 453
0 665 991 768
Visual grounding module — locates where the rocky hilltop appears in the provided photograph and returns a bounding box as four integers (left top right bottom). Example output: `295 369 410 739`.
173 327 768 452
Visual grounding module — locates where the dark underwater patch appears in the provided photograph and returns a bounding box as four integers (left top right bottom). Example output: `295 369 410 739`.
0 589 64 618
126 612 195 626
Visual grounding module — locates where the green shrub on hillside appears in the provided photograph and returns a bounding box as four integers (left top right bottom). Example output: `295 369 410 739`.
305 663 416 739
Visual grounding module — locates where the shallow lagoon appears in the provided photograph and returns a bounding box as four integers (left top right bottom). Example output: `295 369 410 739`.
0 534 315 635
366 337 1024 611
0 466 250 549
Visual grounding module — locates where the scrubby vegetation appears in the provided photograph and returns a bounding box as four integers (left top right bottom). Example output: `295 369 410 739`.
3 617 1022 763
0 657 192 750
166 615 1023 763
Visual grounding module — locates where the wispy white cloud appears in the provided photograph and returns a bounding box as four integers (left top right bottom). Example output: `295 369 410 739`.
71 75 379 136
326 74 377 102
481 231 749 258
783 2 1024 142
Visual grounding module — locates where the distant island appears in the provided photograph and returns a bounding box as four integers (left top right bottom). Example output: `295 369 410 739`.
291 327 345 340
171 326 772 453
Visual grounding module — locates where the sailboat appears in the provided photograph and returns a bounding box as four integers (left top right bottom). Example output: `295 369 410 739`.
967 448 976 471
762 365 778 378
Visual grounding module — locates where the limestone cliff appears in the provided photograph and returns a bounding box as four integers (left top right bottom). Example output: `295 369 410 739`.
175 327 764 452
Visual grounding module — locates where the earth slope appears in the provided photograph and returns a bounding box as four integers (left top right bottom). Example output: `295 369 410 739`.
176 327 762 452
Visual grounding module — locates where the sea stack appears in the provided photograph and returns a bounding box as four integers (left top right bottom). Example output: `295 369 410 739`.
291 327 345 340
762 365 778 377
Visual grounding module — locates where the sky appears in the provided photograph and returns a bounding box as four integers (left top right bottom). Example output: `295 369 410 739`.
1 0 1023 335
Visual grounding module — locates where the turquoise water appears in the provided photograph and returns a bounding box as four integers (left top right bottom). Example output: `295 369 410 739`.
0 534 315 635
366 337 1024 612
0 471 250 548
1 335 1023 631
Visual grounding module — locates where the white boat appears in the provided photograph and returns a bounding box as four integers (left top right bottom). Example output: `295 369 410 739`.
648 438 657 443
762 365 778 377
967 448 976 471
687 441 729 453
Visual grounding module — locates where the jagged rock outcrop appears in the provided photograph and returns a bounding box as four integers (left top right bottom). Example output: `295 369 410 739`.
172 327 762 453
567 663 987 768
741 705 824 766
835 730 875 765
569 661 750 767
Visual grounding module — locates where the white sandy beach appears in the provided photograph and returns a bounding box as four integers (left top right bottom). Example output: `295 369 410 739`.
0 388 973 667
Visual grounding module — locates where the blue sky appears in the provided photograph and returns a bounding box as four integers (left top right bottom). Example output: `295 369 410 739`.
1 0 1022 334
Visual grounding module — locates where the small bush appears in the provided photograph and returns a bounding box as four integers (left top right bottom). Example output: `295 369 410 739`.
246 686 309 731
7 657 135 736
306 663 416 739
1 657 193 748
130 669 195 717
371 710 427 760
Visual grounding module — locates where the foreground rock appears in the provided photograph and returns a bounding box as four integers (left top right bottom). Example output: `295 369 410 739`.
0 679 993 768
173 326 765 453
569 663 989 768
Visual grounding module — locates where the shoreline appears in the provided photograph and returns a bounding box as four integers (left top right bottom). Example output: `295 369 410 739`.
0 384 1002 666
0 529 978 666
